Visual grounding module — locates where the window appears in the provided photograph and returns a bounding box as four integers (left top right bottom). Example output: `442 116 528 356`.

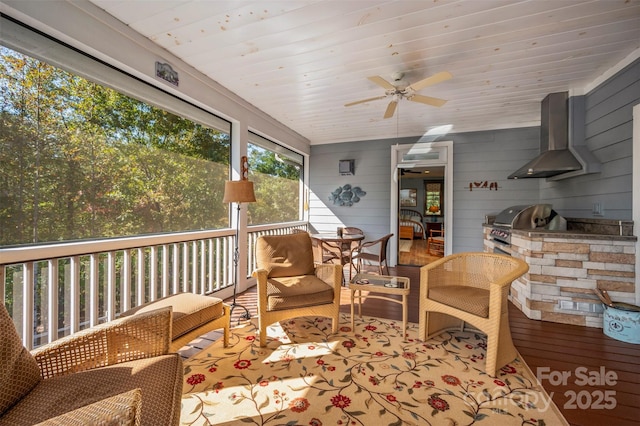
247 133 303 225
425 181 444 217
1 19 231 246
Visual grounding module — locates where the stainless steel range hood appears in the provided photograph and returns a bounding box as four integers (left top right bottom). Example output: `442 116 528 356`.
508 92 601 180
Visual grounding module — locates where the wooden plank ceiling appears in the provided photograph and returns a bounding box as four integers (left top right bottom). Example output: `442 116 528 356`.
88 0 640 145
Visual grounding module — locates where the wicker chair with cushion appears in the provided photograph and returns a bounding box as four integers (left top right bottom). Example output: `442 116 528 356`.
0 304 182 426
419 252 529 376
253 232 343 346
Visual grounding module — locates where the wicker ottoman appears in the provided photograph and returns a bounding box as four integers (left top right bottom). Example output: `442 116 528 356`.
120 292 230 351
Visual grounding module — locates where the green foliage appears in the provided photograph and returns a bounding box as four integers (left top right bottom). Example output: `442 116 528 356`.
247 145 301 224
0 46 231 245
249 146 300 180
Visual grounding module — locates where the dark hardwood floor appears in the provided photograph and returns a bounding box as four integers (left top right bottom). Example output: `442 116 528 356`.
226 264 640 426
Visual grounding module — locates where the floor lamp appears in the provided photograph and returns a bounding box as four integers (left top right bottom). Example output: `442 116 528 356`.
223 179 256 321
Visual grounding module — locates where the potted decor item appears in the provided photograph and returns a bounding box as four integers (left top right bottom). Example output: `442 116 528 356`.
594 288 640 344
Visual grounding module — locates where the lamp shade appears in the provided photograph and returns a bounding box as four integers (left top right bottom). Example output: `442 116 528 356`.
223 180 256 203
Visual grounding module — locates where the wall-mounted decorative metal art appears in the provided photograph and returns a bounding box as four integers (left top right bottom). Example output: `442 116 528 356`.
468 181 499 191
155 62 179 86
329 184 366 207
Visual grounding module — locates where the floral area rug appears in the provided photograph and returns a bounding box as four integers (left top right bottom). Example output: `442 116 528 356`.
181 314 568 426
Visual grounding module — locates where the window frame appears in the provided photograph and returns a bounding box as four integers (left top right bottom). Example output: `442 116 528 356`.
424 180 444 217
247 132 304 224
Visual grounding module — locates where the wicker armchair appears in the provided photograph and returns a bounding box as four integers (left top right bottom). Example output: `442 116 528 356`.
253 232 343 346
0 304 183 425
419 252 529 376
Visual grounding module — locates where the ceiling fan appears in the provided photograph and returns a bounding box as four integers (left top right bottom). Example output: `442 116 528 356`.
400 168 430 176
345 71 452 119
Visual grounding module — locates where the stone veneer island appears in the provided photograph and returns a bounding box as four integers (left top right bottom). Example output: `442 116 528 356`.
484 218 636 328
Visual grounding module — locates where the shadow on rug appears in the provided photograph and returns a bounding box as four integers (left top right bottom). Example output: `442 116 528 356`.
181 314 567 426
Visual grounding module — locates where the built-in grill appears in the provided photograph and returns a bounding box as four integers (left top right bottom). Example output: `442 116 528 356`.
489 204 567 254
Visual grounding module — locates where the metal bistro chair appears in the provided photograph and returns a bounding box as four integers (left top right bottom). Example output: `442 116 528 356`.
351 233 393 276
340 227 364 279
317 227 364 281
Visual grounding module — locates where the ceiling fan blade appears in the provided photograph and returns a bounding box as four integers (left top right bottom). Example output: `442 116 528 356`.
367 75 396 91
383 100 397 119
406 71 452 92
344 95 387 107
408 94 448 107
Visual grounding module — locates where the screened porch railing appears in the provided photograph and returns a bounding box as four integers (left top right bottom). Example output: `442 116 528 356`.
0 222 307 349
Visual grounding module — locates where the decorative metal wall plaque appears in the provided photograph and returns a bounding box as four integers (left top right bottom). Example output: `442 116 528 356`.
155 62 179 86
468 181 499 191
329 184 366 207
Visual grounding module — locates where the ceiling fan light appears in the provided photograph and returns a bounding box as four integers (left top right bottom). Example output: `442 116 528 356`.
346 71 450 116
391 71 404 81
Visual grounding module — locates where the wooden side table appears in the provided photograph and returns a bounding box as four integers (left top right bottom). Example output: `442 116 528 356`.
349 273 411 338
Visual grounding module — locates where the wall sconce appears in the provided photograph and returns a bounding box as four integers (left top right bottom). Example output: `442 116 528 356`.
339 159 355 176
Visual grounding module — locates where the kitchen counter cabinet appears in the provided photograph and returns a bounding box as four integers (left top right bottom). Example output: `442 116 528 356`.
483 221 636 328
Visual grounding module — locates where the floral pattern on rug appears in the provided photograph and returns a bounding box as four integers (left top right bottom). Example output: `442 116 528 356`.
181 314 567 426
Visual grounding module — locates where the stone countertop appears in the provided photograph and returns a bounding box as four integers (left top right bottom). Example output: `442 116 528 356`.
510 227 636 242
483 223 636 241
483 216 636 242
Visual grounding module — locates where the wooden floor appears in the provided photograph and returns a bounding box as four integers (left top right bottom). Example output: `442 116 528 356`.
397 237 442 266
225 264 640 426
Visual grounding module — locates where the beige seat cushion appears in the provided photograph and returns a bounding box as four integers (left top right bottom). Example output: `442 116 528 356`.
256 233 315 278
428 286 490 318
1 354 182 426
34 388 142 426
120 293 224 340
0 305 42 415
265 275 335 311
